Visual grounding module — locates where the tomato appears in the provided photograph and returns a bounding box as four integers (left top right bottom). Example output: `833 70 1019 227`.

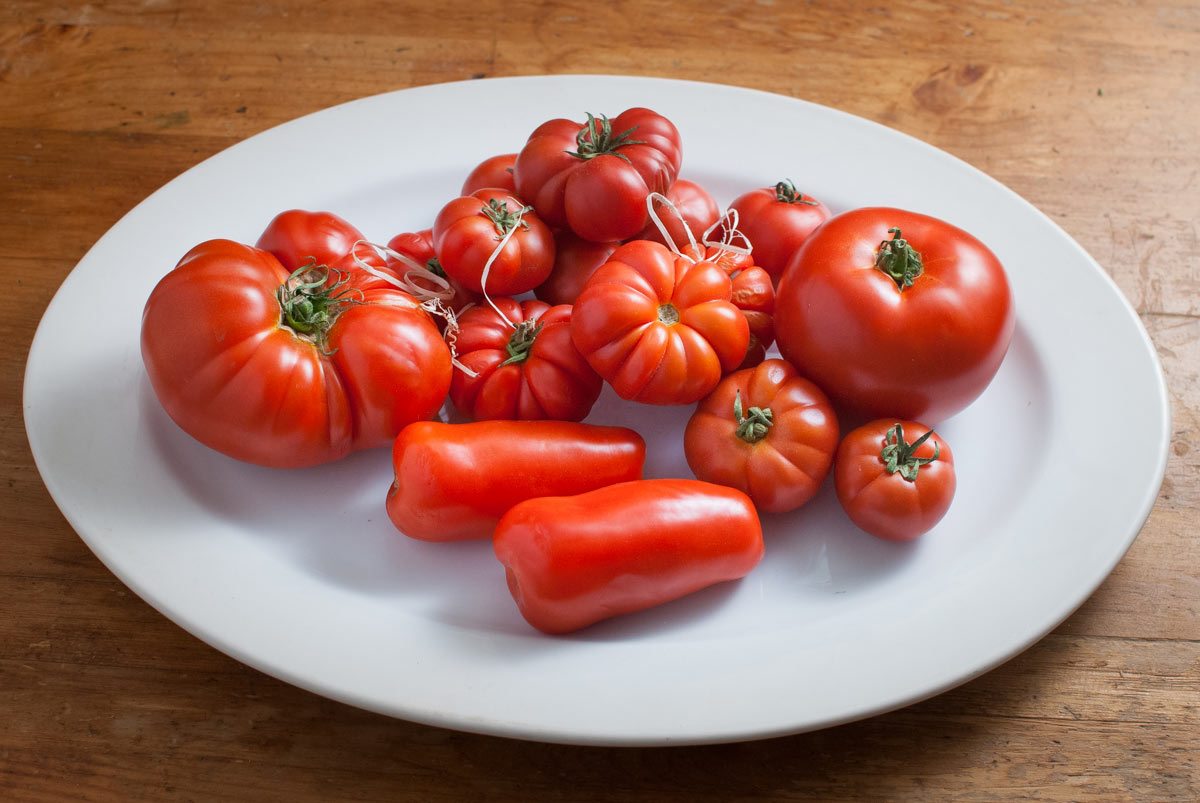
514 108 683 242
570 240 749 405
775 208 1015 423
633 179 720 248
534 230 619 306
386 228 478 315
256 209 365 271
730 266 775 369
432 188 555 295
684 359 838 512
450 298 602 422
461 153 517 195
728 180 831 281
834 420 955 541
142 239 451 468
387 421 645 542
493 478 764 634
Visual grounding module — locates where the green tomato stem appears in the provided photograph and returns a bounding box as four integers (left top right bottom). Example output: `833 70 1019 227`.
881 423 940 481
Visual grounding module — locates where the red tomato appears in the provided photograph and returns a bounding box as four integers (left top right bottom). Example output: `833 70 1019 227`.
534 230 619 306
684 359 838 512
514 108 683 242
256 209 365 271
633 179 720 248
494 478 764 634
835 420 955 541
729 180 831 281
461 153 517 195
386 228 478 315
775 208 1015 423
142 240 451 468
681 243 775 369
570 241 749 405
450 298 602 422
432 189 555 295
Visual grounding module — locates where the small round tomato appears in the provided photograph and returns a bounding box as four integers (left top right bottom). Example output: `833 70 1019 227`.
775 208 1015 423
633 179 720 248
684 359 838 512
834 420 955 541
514 108 683 242
461 153 517 195
432 189 555 295
570 240 748 405
729 180 831 281
731 266 776 369
386 229 478 315
255 209 365 271
451 298 601 422
534 230 619 306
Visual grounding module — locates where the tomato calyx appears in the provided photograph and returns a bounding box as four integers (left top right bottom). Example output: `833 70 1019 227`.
481 198 532 239
657 303 680 326
276 259 362 349
734 390 774 444
774 179 819 206
500 320 545 366
881 423 939 481
875 227 925 290
566 113 645 164
426 257 448 279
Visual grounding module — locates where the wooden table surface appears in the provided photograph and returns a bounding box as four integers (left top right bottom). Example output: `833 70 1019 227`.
4 1 1197 799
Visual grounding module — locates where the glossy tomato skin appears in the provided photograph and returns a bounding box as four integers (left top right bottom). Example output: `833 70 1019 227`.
570 241 749 405
141 239 451 468
450 298 602 421
684 359 838 512
461 153 517 195
834 419 956 541
386 228 478 315
775 207 1015 424
256 209 365 271
534 230 619 306
432 188 555 295
729 185 831 281
731 266 776 369
387 421 645 542
632 179 720 248
493 478 764 634
514 107 683 242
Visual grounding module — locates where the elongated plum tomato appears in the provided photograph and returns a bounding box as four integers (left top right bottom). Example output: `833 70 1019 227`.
570 240 749 405
461 153 517 195
256 209 365 271
775 207 1015 423
684 359 838 513
534 230 619 306
835 419 956 541
432 188 555 295
728 180 831 281
514 108 683 242
141 240 452 468
451 298 602 422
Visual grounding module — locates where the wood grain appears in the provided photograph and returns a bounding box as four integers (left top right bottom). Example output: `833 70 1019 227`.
2 0 1198 800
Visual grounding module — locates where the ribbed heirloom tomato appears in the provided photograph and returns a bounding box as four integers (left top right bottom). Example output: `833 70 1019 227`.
570 240 749 405
775 207 1015 423
534 230 619 306
450 298 602 422
432 188 555 295
681 242 776 369
141 239 452 468
728 180 831 281
256 208 366 271
514 107 683 242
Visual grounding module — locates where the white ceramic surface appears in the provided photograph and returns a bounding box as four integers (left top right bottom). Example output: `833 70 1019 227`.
24 76 1169 746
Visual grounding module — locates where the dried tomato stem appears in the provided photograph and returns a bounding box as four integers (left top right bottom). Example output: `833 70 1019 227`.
481 198 532 238
774 179 818 205
881 423 939 481
500 320 544 366
875 228 924 290
566 113 645 163
276 259 362 350
734 390 774 443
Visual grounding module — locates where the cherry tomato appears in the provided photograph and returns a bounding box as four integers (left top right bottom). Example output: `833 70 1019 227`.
387 421 645 542
514 108 683 242
432 189 555 295
684 359 838 512
570 241 749 405
142 240 451 468
493 478 764 634
451 298 602 422
534 230 619 306
775 208 1015 423
834 420 955 541
256 209 365 272
681 243 775 369
386 228 478 315
728 180 831 281
461 153 517 195
633 179 720 249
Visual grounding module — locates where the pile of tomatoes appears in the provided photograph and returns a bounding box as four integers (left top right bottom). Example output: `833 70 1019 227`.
142 107 1015 635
